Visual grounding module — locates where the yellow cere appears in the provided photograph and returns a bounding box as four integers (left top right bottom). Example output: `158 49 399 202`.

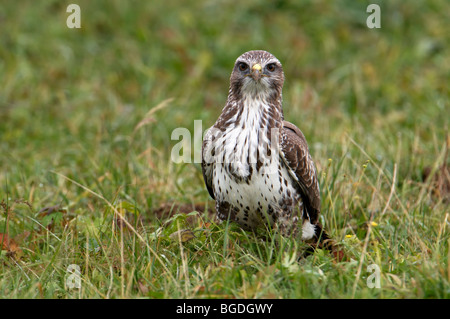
252 63 262 71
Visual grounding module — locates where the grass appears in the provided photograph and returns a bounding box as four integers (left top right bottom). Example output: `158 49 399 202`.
0 0 449 298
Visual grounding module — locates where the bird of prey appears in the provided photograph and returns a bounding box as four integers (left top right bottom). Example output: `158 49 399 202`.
202 50 330 247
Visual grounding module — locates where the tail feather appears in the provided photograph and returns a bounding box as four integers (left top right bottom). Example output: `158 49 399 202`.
300 222 344 261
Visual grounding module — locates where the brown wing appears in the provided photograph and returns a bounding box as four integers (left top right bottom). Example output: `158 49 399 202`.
201 127 215 200
280 121 321 223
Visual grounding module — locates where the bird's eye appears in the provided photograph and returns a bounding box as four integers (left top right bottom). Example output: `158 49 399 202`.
266 63 276 72
239 62 249 71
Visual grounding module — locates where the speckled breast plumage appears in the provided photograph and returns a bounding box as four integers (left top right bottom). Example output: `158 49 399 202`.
213 153 303 234
208 99 303 234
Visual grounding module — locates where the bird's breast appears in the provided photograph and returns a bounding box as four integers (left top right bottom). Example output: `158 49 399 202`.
217 99 277 180
209 104 302 228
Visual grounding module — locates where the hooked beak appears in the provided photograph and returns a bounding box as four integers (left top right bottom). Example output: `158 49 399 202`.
251 63 262 81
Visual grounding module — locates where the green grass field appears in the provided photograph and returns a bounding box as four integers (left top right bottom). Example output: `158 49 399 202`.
1 0 449 298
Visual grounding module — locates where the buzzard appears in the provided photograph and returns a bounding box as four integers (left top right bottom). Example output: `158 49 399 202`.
202 50 330 247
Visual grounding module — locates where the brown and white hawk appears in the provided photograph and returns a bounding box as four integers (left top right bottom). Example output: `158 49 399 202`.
202 50 330 246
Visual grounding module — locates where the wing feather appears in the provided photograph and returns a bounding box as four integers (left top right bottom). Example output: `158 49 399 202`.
279 121 321 223
201 127 215 199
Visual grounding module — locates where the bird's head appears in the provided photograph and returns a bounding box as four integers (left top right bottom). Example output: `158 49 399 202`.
229 50 284 101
